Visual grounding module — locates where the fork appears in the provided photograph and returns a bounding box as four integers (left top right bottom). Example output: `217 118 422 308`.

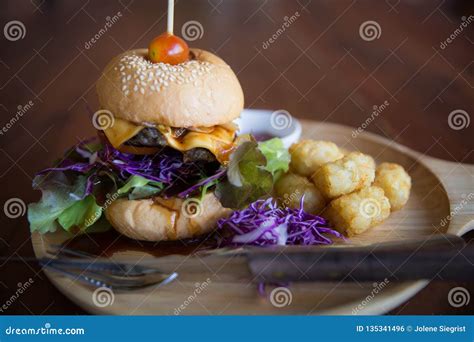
0 244 177 290
47 244 162 277
43 244 178 290
40 260 178 290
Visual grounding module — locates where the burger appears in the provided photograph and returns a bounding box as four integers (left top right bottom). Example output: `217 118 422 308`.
97 48 244 241
28 45 245 242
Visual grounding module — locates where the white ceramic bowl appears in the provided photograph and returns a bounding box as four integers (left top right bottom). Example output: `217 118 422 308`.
235 109 302 148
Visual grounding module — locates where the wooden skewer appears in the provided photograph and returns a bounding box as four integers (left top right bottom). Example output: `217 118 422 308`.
167 0 174 35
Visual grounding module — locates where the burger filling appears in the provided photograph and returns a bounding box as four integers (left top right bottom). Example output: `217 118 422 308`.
103 117 237 164
126 127 216 163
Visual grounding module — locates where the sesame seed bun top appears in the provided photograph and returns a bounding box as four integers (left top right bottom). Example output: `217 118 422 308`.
96 48 244 127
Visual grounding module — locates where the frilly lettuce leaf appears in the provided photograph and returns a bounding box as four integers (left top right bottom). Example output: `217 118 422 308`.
28 172 89 233
117 175 163 200
28 172 109 234
57 195 102 232
216 138 290 209
28 172 164 234
258 138 290 180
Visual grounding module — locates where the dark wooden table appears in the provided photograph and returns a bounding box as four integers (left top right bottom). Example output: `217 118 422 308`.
0 0 473 314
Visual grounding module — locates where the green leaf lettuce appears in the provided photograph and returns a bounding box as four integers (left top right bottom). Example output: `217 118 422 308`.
216 138 290 209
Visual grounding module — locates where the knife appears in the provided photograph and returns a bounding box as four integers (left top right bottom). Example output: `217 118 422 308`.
246 234 474 282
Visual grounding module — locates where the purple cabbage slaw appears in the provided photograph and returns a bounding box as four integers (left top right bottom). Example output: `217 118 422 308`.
38 139 193 182
216 197 344 247
35 138 221 198
102 143 183 183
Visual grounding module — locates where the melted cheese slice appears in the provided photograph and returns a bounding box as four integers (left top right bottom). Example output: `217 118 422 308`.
104 118 144 148
103 117 236 163
158 125 235 163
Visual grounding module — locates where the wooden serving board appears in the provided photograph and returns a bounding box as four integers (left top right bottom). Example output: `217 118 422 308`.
31 120 474 315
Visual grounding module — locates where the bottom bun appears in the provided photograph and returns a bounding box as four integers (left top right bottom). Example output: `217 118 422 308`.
105 193 231 242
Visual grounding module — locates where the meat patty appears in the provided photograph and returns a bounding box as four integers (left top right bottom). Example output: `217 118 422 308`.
126 127 216 163
126 127 168 147
183 148 216 163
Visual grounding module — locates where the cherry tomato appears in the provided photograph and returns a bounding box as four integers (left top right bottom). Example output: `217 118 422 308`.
148 33 189 65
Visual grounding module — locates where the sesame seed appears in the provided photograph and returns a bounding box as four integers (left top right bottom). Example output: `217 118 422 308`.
116 53 214 95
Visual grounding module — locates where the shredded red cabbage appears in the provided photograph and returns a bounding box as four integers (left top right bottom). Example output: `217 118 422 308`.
36 138 221 199
216 197 344 246
38 139 194 183
102 143 183 183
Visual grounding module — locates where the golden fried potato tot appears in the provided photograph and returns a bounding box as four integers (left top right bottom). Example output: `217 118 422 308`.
289 140 344 177
324 186 391 237
274 173 326 214
351 152 376 187
374 162 411 211
311 152 375 199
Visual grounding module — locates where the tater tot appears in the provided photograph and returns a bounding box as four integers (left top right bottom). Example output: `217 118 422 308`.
350 152 376 188
274 173 326 214
324 186 391 236
311 152 375 199
374 162 411 211
289 140 344 177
